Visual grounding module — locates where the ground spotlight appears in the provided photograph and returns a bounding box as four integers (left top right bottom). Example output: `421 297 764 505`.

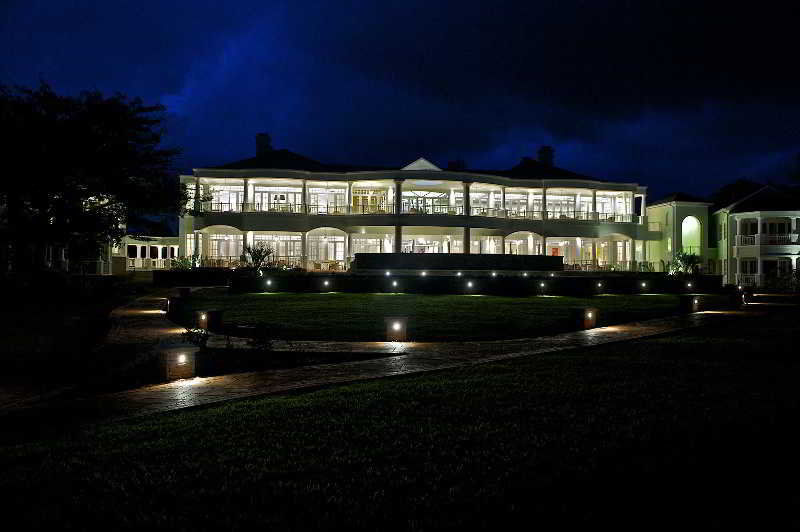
385 270 391 276
421 271 427 277
491 271 497 277
456 271 462 276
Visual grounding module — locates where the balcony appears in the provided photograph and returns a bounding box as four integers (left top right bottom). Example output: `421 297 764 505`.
736 273 762 287
736 234 798 246
403 204 463 215
195 202 643 225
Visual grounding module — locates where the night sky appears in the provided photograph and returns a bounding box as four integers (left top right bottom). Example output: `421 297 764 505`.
2 1 799 198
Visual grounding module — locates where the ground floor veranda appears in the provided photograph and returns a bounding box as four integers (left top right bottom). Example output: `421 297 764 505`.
184 225 657 272
731 255 800 287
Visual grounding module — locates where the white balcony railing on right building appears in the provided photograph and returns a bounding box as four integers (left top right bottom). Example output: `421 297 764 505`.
736 273 762 287
736 234 798 246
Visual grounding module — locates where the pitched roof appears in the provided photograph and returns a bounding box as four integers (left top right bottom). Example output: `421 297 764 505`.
213 149 604 181
723 185 800 213
649 192 710 206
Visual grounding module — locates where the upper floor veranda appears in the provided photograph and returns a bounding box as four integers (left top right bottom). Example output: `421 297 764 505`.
181 167 650 226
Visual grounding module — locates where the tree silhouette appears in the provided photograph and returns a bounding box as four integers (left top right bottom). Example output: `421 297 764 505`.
0 83 186 270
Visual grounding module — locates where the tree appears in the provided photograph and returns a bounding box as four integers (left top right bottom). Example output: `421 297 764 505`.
244 242 274 270
0 82 187 271
667 250 701 276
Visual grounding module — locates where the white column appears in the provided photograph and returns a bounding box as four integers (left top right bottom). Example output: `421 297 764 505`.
193 177 201 211
592 240 598 266
394 180 403 215
241 178 250 211
527 189 534 214
542 188 548 219
302 179 307 213
346 181 353 214
394 225 402 253
301 231 307 268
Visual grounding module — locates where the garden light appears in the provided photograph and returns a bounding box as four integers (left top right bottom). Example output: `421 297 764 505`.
597 282 602 288
549 272 555 277
323 280 329 287
540 282 545 288
421 271 427 276
491 271 497 277
385 317 408 341
178 354 187 364
385 271 391 276
694 298 698 305
523 272 528 277
641 282 647 288
266 279 272 286
586 311 593 319
687 282 693 288
467 281 473 288
456 271 462 276
200 313 207 321
392 280 398 288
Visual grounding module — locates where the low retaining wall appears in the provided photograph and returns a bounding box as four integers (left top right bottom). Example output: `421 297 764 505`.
351 253 563 272
230 271 726 296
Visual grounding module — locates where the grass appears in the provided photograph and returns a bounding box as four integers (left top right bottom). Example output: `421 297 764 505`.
175 289 712 341
2 308 799 529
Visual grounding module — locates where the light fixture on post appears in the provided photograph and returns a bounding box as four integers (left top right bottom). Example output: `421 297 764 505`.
385 270 391 276
571 307 599 329
385 316 408 341
456 271 462 277
420 271 427 277
491 271 497 277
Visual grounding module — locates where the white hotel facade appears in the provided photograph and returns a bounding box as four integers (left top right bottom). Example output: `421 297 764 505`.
177 149 663 272
110 140 799 286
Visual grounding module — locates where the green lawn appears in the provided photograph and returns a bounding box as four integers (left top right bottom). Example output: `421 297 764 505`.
175 289 706 341
2 309 799 528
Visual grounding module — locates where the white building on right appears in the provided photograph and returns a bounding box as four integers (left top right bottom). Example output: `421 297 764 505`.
712 185 800 287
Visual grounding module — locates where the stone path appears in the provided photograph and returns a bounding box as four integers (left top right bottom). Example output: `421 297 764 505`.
0 288 753 440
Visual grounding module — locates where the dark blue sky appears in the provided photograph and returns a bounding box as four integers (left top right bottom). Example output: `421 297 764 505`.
2 0 798 198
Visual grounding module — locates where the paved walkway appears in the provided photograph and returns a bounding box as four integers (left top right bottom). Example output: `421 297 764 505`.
0 288 753 440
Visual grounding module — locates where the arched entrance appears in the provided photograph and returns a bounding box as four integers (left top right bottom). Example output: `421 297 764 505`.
306 227 347 271
681 216 701 254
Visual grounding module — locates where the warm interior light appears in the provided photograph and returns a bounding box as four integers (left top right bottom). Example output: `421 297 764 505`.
587 312 593 319
392 322 401 331
200 313 206 320
178 354 187 364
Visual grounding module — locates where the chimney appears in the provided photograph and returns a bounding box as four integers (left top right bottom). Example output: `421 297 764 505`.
537 145 554 167
256 133 272 156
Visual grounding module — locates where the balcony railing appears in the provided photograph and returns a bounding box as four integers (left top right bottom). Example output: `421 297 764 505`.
351 203 395 215
736 273 761 287
199 256 247 268
307 204 350 215
736 234 797 246
195 202 643 224
127 258 177 270
505 209 542 220
250 202 305 214
470 207 506 217
403 204 463 215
